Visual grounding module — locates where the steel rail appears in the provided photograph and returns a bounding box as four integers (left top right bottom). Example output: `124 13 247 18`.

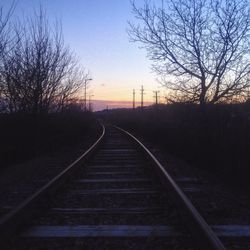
0 124 105 245
116 126 226 250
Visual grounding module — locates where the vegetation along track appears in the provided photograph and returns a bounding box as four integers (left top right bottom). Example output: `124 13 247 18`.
0 125 229 249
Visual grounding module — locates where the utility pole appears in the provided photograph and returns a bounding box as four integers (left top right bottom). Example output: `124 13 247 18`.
153 91 160 105
140 85 145 108
133 89 135 109
84 78 93 111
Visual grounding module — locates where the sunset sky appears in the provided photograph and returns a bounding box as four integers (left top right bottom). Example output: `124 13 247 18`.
3 0 166 110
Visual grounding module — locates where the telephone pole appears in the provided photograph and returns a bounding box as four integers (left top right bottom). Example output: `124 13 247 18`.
153 91 160 105
84 78 93 111
140 85 145 108
133 89 135 109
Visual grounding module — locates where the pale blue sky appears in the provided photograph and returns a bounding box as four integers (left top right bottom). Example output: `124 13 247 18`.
2 0 164 109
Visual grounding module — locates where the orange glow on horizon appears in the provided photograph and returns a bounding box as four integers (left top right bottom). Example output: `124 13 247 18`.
91 85 158 103
92 99 153 111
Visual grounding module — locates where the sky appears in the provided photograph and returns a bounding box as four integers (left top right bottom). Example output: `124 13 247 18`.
2 0 165 110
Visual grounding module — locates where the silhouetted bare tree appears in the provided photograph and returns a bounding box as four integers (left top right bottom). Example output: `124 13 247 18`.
1 8 90 114
0 2 15 111
0 2 15 57
129 0 250 105
57 68 91 112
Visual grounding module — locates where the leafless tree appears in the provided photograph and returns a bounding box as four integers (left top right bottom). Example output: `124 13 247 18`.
57 68 91 112
129 0 250 105
0 2 15 57
1 8 90 114
0 2 15 111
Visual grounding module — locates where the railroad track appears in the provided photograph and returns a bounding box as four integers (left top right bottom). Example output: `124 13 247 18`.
0 125 228 249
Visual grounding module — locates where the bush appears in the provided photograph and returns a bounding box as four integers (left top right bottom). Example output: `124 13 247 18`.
104 104 250 183
0 111 98 168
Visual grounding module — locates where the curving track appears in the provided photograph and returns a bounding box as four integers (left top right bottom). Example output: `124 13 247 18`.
0 125 227 249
